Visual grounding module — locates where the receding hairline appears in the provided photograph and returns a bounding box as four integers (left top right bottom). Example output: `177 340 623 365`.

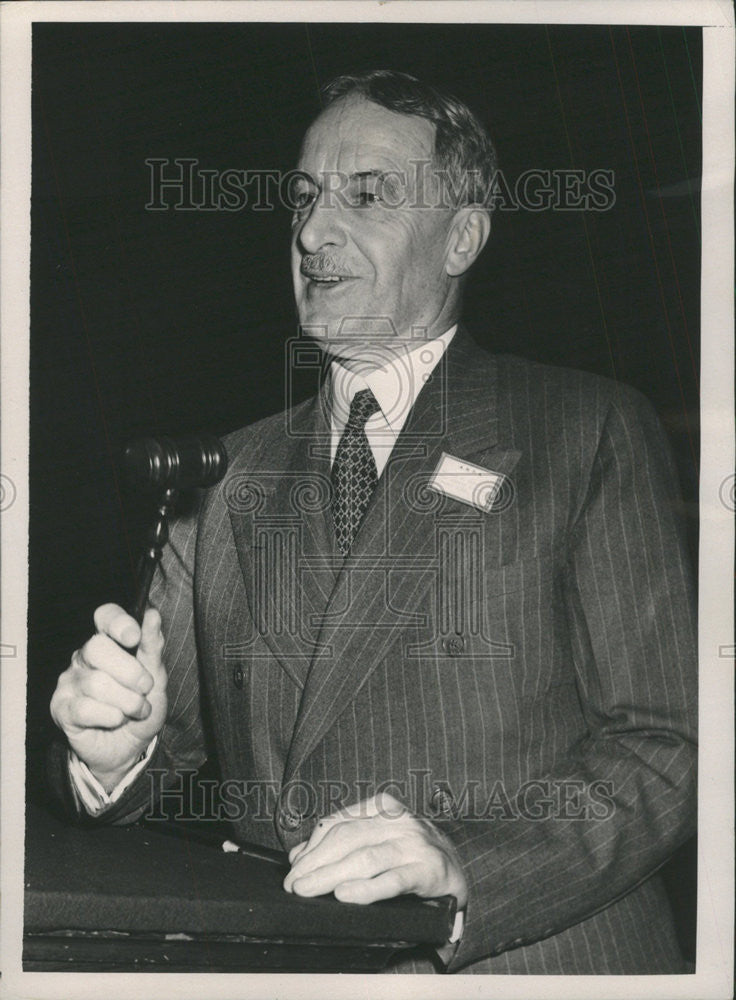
297 93 462 197
302 92 438 150
298 74 497 212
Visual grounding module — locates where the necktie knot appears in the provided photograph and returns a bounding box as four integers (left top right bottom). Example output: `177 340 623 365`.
346 388 380 430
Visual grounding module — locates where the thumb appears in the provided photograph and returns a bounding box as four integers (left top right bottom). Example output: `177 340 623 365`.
137 607 165 674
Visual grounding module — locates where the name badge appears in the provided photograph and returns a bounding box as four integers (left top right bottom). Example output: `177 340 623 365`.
428 452 505 512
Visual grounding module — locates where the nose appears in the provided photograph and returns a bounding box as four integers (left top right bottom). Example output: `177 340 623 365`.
294 190 347 255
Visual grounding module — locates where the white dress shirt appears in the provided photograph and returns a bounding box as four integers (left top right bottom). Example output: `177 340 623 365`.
328 326 457 474
68 735 159 814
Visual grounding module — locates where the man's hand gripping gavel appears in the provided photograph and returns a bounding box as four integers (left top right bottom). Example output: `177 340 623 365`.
50 604 168 794
50 435 227 793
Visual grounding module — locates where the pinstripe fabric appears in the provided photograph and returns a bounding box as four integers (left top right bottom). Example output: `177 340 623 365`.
55 328 697 973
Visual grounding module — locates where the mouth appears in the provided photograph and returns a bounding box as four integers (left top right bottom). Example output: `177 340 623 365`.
300 254 355 286
302 272 355 287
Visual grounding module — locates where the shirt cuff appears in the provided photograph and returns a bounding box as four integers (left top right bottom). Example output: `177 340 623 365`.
449 907 465 944
435 907 465 964
68 737 158 816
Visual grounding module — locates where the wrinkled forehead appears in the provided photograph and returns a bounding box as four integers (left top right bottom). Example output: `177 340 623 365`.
297 95 437 177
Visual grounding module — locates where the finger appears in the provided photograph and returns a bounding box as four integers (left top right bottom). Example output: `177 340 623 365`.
94 604 140 649
137 607 165 677
331 792 404 822
75 635 153 696
288 841 308 865
295 814 342 858
66 695 126 731
287 839 402 896
296 792 402 861
334 864 421 905
78 668 152 721
285 817 383 888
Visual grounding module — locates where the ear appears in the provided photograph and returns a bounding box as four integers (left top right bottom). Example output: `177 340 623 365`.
445 207 491 277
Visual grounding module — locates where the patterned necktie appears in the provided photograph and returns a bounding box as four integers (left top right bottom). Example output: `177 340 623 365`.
331 388 381 555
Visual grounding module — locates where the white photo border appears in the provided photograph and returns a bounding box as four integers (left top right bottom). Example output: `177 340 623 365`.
1 3 733 999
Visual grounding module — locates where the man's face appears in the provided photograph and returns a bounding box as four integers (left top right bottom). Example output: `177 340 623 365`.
291 96 458 361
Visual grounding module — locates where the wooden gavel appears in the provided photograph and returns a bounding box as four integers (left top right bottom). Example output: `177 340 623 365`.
123 435 228 624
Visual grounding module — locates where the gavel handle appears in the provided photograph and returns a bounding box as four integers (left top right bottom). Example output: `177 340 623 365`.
131 487 179 625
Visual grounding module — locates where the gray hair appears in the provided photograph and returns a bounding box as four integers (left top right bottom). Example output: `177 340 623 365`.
321 69 498 208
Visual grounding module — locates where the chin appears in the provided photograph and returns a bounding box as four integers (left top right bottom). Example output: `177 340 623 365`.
322 341 365 360
297 318 334 343
309 336 358 360
296 306 407 363
295 333 363 365
297 313 352 343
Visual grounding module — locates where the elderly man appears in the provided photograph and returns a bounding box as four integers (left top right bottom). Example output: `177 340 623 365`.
50 70 697 974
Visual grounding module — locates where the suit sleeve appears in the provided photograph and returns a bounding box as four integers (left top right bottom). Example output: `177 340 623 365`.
46 499 208 825
437 384 698 971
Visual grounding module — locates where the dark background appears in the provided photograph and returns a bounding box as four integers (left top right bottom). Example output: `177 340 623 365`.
28 22 701 960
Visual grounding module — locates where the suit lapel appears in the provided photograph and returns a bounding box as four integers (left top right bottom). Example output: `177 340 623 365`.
284 329 520 781
227 379 339 689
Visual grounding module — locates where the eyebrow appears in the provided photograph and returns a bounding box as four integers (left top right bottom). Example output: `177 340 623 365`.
295 169 384 184
348 170 404 194
349 170 398 182
295 168 404 193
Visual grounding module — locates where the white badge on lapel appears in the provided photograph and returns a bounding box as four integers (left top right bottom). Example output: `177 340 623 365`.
428 451 505 512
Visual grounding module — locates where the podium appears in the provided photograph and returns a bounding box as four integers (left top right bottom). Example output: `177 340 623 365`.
23 803 456 972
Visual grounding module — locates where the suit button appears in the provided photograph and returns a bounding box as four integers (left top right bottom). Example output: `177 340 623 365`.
278 808 303 831
430 786 456 816
443 634 465 656
232 666 244 689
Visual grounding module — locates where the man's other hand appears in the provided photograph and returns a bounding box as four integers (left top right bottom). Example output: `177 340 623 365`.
283 793 468 908
50 604 168 792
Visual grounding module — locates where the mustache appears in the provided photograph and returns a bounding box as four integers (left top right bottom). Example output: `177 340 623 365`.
300 254 353 277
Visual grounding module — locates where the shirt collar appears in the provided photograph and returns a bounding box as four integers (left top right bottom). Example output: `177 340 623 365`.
329 325 458 436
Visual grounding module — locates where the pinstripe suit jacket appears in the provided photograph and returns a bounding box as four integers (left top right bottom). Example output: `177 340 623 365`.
56 329 697 973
